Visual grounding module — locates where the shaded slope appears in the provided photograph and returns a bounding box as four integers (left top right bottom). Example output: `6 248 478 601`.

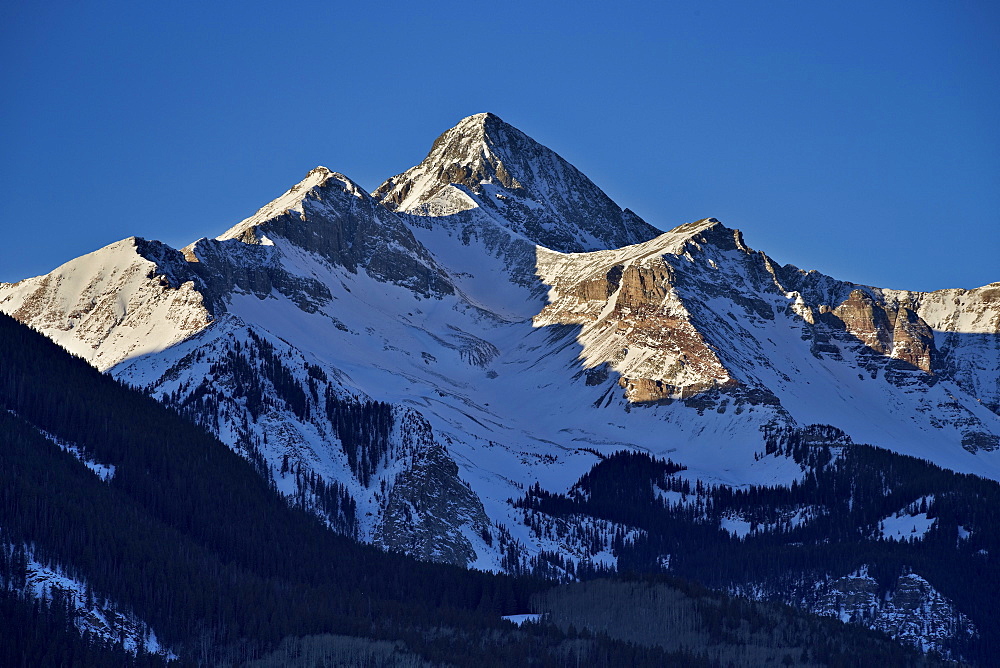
0 311 545 663
207 166 453 298
514 432 1000 662
536 576 947 667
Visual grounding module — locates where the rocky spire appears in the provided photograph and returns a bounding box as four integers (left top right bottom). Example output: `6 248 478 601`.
373 113 660 252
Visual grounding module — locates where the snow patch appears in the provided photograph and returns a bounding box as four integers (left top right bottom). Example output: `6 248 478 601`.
502 613 544 626
875 496 938 542
7 543 175 659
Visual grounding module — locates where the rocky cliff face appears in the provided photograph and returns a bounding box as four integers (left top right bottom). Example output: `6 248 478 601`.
732 564 978 660
827 290 936 372
800 567 975 659
374 113 658 254
534 216 1000 460
376 440 493 568
883 283 1000 416
534 219 738 402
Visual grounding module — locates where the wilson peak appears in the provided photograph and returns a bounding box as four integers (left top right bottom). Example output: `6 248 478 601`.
374 112 660 253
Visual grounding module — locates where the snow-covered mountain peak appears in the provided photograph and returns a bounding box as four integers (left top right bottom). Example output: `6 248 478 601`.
439 110 496 143
215 166 362 244
173 164 458 300
635 217 743 256
373 113 660 253
0 236 211 370
372 111 543 212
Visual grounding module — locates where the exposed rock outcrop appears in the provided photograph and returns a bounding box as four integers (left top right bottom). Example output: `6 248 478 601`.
376 443 492 568
825 290 936 372
374 113 660 254
535 219 738 403
209 167 454 298
807 567 975 658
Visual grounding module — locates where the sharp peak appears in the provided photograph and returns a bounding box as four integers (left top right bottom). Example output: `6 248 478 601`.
452 111 510 131
458 111 502 122
215 167 369 243
262 166 368 199
413 112 594 189
373 113 546 208
666 217 727 236
374 113 661 250
302 166 365 194
431 112 533 154
650 217 750 254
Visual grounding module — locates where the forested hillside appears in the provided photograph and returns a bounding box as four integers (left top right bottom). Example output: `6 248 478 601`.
515 433 1000 662
0 312 956 665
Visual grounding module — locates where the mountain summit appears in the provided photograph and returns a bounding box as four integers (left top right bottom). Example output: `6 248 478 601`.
199 166 453 298
374 113 660 252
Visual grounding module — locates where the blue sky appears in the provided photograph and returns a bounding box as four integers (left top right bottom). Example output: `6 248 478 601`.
2 0 997 291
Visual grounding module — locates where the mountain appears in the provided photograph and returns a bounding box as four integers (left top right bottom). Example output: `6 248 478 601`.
3 113 999 662
534 218 1000 465
374 112 660 299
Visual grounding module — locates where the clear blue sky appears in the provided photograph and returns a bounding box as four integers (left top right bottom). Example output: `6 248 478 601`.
2 0 997 291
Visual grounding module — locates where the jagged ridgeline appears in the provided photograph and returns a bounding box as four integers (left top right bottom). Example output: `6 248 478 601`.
0 312 948 667
1 112 999 663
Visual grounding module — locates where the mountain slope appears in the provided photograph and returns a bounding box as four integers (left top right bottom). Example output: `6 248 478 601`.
534 217 1000 474
0 237 211 370
3 310 950 666
0 310 547 663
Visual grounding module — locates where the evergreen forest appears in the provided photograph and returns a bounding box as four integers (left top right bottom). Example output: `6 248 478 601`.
0 312 976 666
